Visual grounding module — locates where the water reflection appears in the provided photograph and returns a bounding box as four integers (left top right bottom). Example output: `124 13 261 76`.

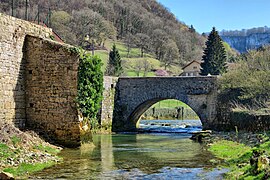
94 135 115 172
111 134 213 174
31 120 225 179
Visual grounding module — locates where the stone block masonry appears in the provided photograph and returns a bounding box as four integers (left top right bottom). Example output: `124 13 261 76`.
100 76 118 126
112 77 218 132
0 13 52 128
0 13 80 147
24 36 80 147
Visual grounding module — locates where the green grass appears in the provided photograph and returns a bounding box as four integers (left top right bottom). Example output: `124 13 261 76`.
258 140 270 154
33 145 60 155
209 140 251 160
142 99 199 120
110 41 152 58
209 140 252 179
122 57 161 70
152 99 191 109
11 135 21 146
122 57 180 76
3 162 55 177
209 138 270 179
96 40 182 76
94 50 109 72
0 143 14 160
0 142 61 178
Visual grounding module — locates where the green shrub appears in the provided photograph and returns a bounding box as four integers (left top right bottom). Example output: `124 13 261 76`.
77 51 104 130
219 48 270 109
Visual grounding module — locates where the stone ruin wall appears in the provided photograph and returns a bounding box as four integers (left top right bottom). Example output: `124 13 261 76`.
24 36 80 146
100 76 118 126
0 13 80 146
0 13 52 127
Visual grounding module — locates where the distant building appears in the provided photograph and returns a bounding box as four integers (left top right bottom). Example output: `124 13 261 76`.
180 61 238 77
155 69 169 76
35 22 64 43
180 60 201 76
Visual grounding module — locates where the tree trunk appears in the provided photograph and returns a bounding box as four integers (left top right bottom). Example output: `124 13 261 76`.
91 40 95 55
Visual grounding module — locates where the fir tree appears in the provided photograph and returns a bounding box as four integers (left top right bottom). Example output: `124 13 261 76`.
200 27 227 75
106 44 123 76
189 25 196 33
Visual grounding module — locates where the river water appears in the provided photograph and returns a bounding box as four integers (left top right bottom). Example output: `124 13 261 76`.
31 120 227 179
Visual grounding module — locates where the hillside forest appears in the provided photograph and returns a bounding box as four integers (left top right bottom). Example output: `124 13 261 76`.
0 0 268 103
0 0 208 75
1 2 270 179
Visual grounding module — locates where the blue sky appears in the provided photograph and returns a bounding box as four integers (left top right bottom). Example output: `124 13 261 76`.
157 0 270 33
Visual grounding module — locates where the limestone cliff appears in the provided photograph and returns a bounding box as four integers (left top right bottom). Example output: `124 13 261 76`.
221 33 270 53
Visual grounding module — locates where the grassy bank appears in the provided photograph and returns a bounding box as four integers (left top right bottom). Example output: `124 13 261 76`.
208 132 270 179
152 99 191 109
141 99 199 120
0 143 61 179
0 122 62 179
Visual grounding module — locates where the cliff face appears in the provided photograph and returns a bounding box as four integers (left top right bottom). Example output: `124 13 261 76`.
221 33 270 53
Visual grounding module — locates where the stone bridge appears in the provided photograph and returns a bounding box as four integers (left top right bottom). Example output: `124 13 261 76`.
112 77 218 132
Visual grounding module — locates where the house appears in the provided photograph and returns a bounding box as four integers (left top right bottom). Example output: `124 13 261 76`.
180 60 201 76
33 21 64 43
155 69 169 76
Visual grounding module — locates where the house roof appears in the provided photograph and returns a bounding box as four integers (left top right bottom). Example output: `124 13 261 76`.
32 21 64 43
182 60 201 70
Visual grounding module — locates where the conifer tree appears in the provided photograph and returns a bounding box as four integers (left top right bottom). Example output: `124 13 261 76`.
189 25 196 33
106 44 123 76
200 27 227 75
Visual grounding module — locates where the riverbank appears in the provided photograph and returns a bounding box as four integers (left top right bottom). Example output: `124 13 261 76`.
205 131 270 179
2 118 270 179
142 107 199 120
0 122 62 179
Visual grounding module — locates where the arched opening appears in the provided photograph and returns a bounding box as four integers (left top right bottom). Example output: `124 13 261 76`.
128 98 203 133
138 99 201 133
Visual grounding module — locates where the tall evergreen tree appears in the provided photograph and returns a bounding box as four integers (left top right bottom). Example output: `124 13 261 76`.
189 25 196 33
106 44 123 76
200 27 227 75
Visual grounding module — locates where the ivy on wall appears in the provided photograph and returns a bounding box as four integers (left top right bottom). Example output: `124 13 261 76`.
77 51 104 120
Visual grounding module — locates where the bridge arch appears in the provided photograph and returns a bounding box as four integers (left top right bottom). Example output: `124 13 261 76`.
129 97 203 129
112 77 217 132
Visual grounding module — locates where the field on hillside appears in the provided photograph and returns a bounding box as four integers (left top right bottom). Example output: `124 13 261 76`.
95 41 182 76
152 99 191 109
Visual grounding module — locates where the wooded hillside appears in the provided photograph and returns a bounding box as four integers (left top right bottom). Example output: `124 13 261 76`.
0 0 206 73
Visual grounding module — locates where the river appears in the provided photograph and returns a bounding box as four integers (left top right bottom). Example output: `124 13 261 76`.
31 120 227 179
